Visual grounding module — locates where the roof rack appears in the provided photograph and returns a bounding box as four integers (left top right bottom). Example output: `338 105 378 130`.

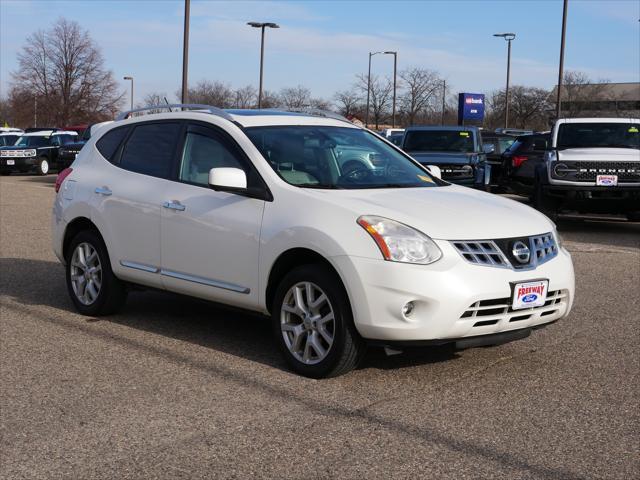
282 108 352 124
116 104 234 122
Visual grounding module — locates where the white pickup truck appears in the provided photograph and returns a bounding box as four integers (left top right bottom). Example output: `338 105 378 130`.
533 118 640 221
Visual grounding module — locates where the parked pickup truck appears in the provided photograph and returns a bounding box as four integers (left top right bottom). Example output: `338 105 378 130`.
401 126 493 188
533 118 640 221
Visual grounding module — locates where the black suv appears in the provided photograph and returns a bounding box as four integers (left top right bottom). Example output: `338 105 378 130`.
58 123 111 168
502 133 550 197
0 130 78 175
481 132 517 191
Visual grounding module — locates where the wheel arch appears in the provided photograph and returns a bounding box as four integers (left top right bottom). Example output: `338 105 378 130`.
62 216 105 262
265 247 349 315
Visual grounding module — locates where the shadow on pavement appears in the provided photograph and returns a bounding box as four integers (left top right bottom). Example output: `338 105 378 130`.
556 216 640 250
0 255 586 480
0 257 457 374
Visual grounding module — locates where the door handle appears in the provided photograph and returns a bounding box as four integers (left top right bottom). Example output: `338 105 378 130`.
95 186 112 196
162 201 186 211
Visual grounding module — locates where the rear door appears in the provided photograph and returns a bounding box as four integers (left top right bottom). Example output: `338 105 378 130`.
90 121 183 288
160 122 265 309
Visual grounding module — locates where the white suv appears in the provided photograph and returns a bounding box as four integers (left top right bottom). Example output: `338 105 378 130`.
52 105 575 377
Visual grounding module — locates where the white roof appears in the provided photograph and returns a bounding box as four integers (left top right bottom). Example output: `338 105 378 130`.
557 118 639 124
0 127 22 133
0 131 22 136
23 130 78 137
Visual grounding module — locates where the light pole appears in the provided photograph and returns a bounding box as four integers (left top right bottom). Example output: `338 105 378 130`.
556 0 569 119
248 21 280 109
181 0 190 104
365 51 382 128
493 32 516 129
384 51 398 128
441 79 446 126
123 76 134 110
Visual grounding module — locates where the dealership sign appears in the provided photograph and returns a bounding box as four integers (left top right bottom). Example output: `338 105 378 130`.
458 93 485 123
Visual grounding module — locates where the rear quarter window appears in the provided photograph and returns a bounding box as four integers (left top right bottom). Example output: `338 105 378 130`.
96 126 130 163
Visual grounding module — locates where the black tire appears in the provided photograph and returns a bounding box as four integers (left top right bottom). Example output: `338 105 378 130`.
627 212 640 222
65 230 127 316
36 157 50 176
272 264 365 378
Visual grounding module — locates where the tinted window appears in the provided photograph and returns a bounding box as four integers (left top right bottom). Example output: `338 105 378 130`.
96 126 130 162
403 130 476 153
557 123 639 150
14 136 49 147
0 135 19 146
179 132 245 185
120 123 181 178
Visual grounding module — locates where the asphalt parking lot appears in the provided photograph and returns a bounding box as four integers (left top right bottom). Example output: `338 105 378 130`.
1 174 638 479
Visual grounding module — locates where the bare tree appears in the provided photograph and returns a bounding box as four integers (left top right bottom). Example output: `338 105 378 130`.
279 86 312 109
180 80 234 108
556 71 612 118
10 18 122 127
260 90 280 109
233 85 257 108
398 67 442 126
356 74 393 129
486 86 552 131
334 89 362 118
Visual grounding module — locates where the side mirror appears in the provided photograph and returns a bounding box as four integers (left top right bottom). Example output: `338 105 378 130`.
208 167 247 191
425 165 442 179
482 143 496 154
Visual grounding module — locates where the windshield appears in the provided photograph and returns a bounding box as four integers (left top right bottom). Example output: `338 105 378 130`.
0 135 19 146
403 130 475 153
14 135 49 147
245 126 443 189
557 123 639 150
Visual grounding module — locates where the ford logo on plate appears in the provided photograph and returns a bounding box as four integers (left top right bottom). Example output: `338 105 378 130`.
522 294 538 303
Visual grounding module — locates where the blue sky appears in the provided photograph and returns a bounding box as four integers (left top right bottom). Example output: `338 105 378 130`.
1 0 639 104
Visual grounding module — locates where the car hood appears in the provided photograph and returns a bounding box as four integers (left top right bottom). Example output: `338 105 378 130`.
406 151 477 165
305 184 553 240
557 147 640 161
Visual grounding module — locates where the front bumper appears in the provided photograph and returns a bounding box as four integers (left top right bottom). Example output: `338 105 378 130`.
542 184 640 212
332 240 575 342
0 156 38 171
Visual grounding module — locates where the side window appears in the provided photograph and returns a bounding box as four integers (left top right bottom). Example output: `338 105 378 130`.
51 136 62 147
179 131 245 186
119 122 181 179
96 126 130 163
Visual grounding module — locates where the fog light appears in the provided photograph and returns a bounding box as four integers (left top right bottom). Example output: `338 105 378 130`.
402 301 415 317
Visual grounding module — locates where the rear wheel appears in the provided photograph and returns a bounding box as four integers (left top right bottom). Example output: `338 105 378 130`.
36 157 49 175
272 264 365 378
65 230 127 316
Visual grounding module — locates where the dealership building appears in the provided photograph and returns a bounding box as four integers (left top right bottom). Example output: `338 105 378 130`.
550 82 640 117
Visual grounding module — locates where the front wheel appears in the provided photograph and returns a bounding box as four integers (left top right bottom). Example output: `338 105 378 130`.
65 230 127 316
36 157 50 175
272 265 365 378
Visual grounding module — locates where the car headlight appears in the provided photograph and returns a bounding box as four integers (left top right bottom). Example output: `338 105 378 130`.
27 149 37 157
357 215 442 265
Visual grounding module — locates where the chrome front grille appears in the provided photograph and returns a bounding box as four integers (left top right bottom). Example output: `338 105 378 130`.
460 290 568 327
451 241 509 268
452 233 558 270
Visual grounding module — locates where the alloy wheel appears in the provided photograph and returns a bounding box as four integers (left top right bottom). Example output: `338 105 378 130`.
70 242 102 305
280 281 335 365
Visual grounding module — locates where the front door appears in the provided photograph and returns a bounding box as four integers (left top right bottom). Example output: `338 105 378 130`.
160 123 265 309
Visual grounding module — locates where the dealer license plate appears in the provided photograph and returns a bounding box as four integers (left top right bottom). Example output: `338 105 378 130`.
512 280 548 310
596 174 617 186
6 160 15 165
